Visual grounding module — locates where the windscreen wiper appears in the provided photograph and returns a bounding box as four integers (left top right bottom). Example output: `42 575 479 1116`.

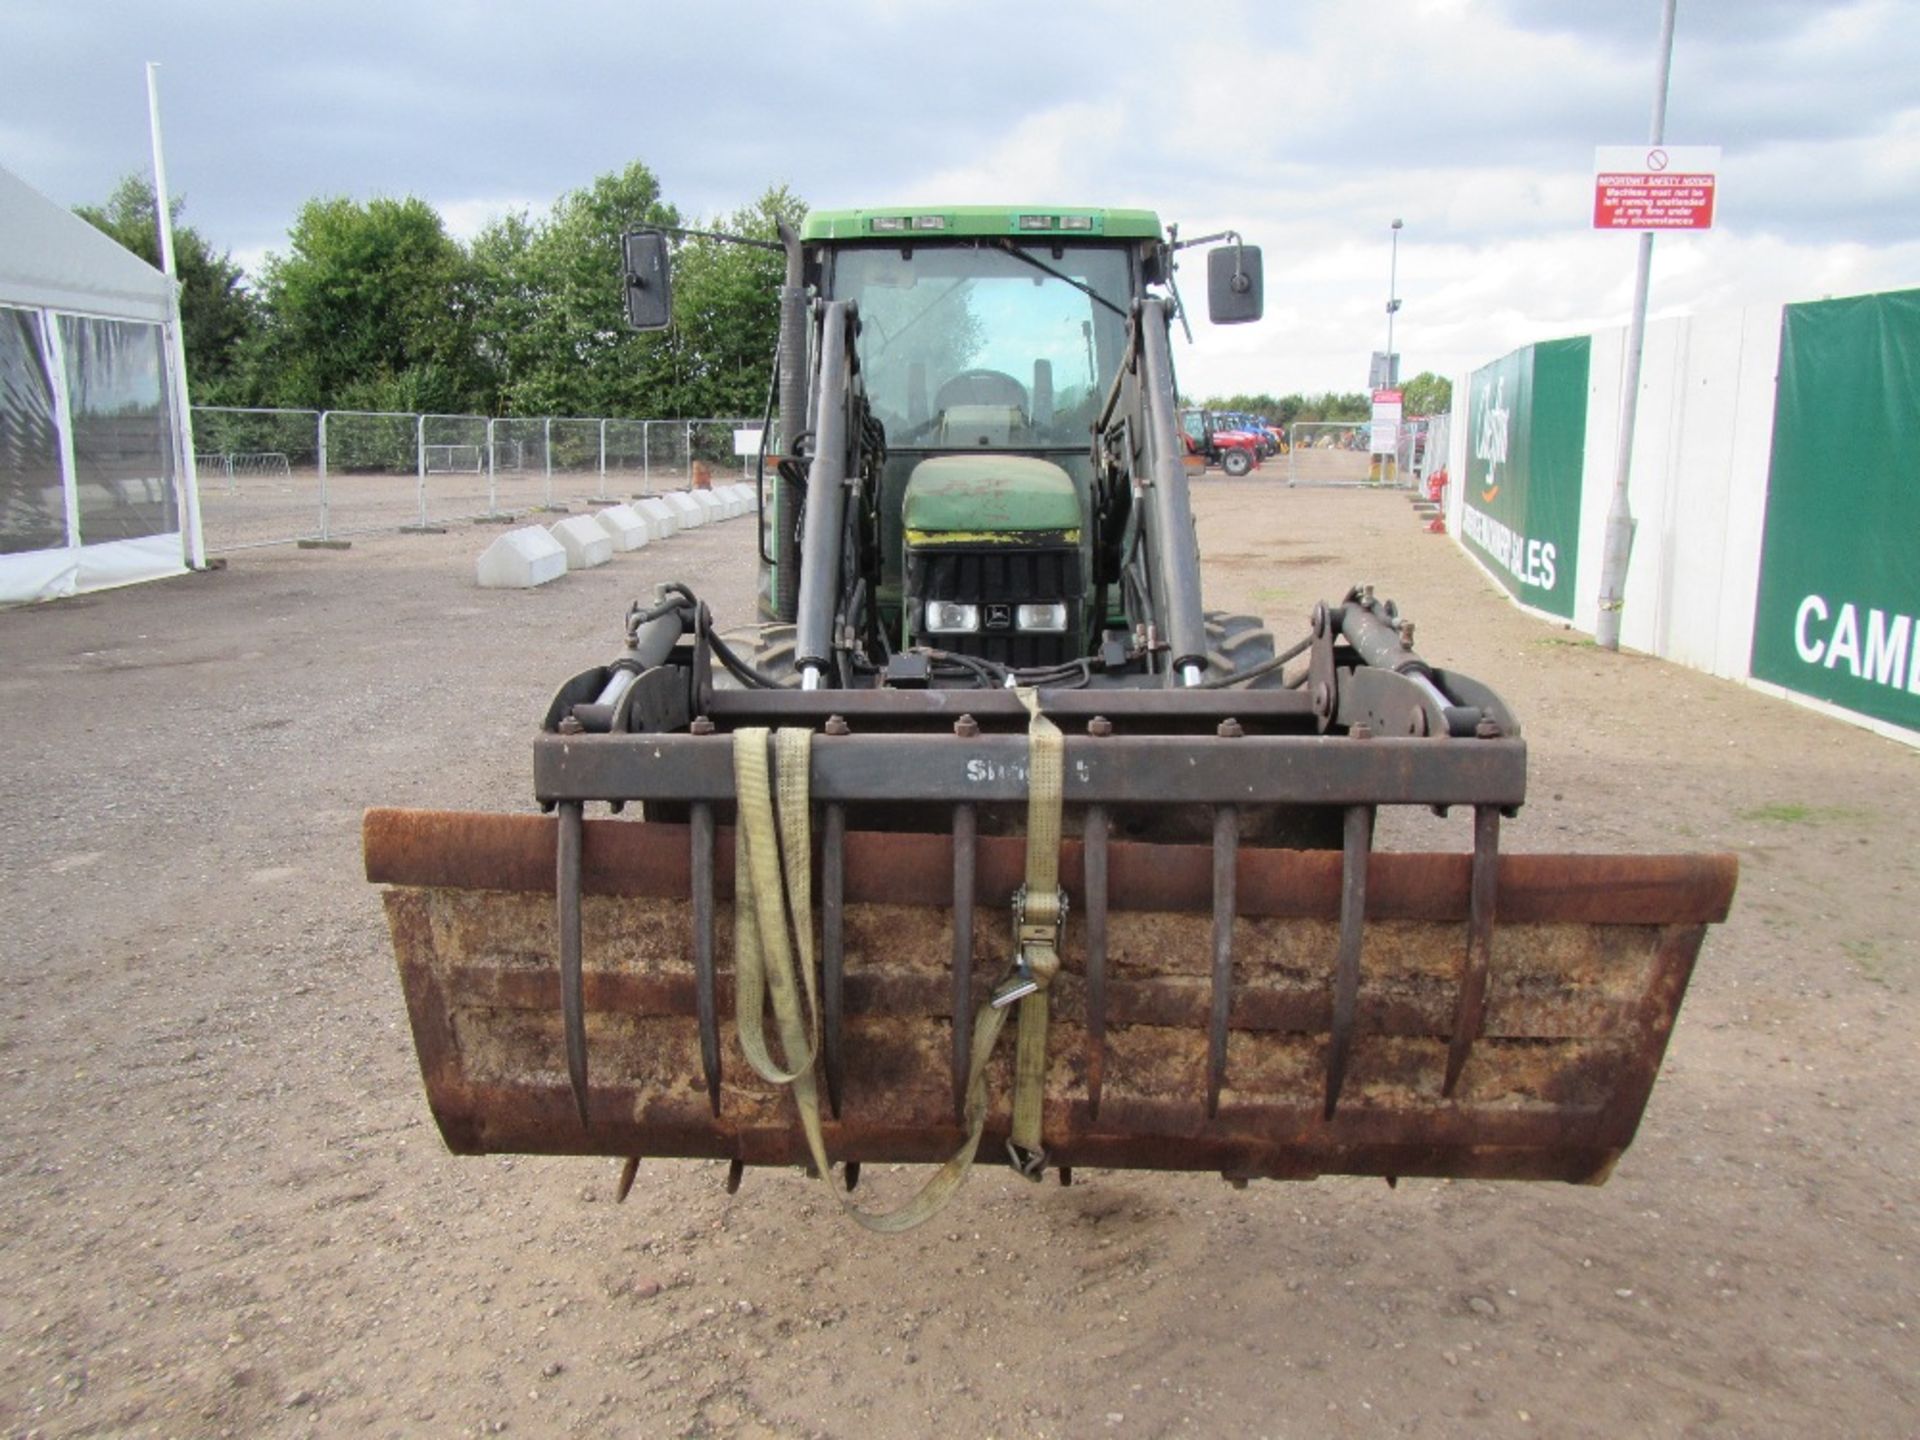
993 240 1129 320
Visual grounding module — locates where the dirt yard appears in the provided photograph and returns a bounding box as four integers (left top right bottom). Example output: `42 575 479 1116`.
2 482 1913 1439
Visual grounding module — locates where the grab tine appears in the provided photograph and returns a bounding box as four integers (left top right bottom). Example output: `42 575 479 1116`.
614 1156 640 1203
1444 806 1501 1098
1207 805 1237 1118
1084 804 1110 1121
691 802 721 1116
1324 804 1375 1120
951 803 977 1124
556 800 589 1127
823 803 847 1119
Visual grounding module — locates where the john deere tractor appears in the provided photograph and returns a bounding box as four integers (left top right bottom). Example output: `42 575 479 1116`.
366 206 1733 1228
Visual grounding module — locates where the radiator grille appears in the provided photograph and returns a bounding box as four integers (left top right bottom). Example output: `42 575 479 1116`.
907 547 1082 669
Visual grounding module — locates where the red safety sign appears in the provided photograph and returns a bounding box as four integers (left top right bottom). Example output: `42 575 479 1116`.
1593 145 1720 231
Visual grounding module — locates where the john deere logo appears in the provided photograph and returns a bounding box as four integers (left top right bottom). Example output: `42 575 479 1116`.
1474 376 1509 502
985 604 1013 630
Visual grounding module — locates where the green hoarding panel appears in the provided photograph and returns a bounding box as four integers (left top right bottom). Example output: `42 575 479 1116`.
1749 290 1920 734
1459 337 1589 619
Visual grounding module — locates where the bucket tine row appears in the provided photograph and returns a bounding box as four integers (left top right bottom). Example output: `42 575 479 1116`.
558 765 1529 1143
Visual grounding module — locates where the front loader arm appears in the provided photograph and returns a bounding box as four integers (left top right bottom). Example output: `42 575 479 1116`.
793 300 862 687
1133 298 1211 682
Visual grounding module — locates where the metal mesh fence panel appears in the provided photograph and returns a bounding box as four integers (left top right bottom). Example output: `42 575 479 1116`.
1413 413 1450 485
487 418 554 516
190 408 768 546
645 420 691 491
689 419 755 484
320 410 421 538
193 407 322 551
604 420 650 496
548 418 608 503
1287 422 1373 488
420 413 492 524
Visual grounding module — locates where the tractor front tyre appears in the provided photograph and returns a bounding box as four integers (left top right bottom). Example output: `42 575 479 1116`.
712 622 799 690
1222 448 1253 478
1203 611 1283 689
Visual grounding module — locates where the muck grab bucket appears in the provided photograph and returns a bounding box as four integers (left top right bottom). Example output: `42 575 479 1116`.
366 664 1736 1218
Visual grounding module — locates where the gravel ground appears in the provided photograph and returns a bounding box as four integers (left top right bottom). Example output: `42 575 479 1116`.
1 481 1913 1439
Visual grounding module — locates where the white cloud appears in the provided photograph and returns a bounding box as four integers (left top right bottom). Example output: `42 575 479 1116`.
432 195 542 243
4 0 1916 399
889 102 1134 209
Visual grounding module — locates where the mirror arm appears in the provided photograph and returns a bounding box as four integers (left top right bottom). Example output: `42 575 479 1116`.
636 224 786 254
1171 228 1243 253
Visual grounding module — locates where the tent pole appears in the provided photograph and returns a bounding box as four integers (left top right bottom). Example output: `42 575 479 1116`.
147 61 206 570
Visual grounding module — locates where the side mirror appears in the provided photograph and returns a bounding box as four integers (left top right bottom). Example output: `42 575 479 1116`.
1206 244 1263 325
621 231 673 331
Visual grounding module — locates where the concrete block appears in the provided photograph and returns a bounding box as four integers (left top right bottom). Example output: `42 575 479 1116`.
550 515 614 569
476 525 568 589
594 504 650 552
693 490 728 523
663 491 707 528
634 497 678 539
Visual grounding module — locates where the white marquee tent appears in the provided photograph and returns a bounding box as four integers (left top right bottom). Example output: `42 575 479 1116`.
1 162 203 604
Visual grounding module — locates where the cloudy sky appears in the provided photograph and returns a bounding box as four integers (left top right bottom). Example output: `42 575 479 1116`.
6 0 1918 398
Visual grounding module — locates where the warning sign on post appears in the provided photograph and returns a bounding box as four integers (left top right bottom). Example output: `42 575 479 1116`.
1593 145 1720 231
1369 388 1403 456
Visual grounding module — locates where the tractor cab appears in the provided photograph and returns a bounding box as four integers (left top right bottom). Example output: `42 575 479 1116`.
800 209 1162 666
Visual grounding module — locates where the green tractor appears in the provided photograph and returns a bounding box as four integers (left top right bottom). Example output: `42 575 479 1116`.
367 205 1733 1226
732 206 1268 687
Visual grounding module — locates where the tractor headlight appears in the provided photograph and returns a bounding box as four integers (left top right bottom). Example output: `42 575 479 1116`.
1016 602 1069 633
924 600 981 634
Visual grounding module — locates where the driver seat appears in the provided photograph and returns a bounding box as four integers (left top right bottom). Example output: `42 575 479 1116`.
934 369 1028 412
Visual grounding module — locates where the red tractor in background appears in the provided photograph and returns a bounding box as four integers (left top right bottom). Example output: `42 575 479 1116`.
1178 407 1264 476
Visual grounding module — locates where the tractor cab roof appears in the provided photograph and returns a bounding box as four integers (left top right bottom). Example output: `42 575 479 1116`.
801 206 1164 242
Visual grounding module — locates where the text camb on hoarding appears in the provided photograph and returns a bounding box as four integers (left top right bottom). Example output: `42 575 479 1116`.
1793 596 1920 697
1592 145 1720 231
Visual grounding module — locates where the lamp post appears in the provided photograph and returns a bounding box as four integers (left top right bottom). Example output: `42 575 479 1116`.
1374 219 1404 483
1385 218 1403 386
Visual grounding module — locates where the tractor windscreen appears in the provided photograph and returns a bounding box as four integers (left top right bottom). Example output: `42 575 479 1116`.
834 243 1132 449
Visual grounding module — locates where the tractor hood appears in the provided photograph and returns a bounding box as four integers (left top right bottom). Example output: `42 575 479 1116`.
901 456 1081 543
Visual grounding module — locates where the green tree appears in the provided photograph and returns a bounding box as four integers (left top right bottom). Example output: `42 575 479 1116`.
1396 371 1452 416
253 195 488 413
74 176 258 401
1199 391 1372 426
472 162 681 417
667 185 808 419
475 166 805 421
